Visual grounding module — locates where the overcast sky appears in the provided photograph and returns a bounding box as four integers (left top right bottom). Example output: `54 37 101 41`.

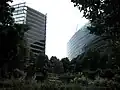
12 0 88 59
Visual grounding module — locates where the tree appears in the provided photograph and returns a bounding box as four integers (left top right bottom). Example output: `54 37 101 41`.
71 0 120 70
16 38 30 70
61 57 70 73
0 0 14 64
35 54 49 78
0 0 14 28
36 53 46 69
49 56 64 74
71 0 120 40
0 0 29 77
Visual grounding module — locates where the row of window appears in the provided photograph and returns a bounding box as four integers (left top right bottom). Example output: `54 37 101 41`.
68 30 89 48
68 32 95 51
27 21 46 33
15 20 25 24
13 6 27 14
12 2 26 8
27 8 46 21
14 16 25 22
31 43 45 48
33 41 45 45
30 47 44 53
13 13 26 18
67 42 85 57
31 26 45 34
31 44 45 51
27 26 45 35
26 30 45 39
26 17 45 28
27 12 46 24
67 33 91 52
68 37 106 60
31 41 45 46
26 36 45 45
69 28 89 42
27 7 46 19
26 36 39 44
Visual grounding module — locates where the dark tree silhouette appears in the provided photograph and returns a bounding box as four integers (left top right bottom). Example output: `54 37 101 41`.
0 0 29 78
61 57 70 73
71 0 120 40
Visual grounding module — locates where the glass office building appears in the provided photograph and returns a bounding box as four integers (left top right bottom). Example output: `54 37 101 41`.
67 23 108 60
13 2 46 56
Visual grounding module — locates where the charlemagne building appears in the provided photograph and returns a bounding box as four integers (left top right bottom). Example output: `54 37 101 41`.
13 2 47 56
67 23 108 60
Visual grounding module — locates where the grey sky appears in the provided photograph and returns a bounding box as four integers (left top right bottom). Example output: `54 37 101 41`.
12 0 88 59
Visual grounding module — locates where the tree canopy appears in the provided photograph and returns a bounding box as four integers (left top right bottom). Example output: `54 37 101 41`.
0 0 29 76
71 0 120 40
0 0 14 28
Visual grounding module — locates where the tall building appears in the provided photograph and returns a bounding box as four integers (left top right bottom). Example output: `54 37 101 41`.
13 2 47 56
67 23 108 60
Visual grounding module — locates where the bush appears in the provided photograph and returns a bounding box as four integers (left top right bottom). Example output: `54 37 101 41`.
1 73 120 90
0 79 63 90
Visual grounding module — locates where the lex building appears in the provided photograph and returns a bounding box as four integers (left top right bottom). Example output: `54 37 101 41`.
13 2 47 57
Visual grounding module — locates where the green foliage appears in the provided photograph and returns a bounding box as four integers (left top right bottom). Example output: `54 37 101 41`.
70 49 100 71
0 79 64 90
1 77 118 90
71 0 120 74
0 0 29 78
36 53 46 69
71 0 120 40
61 57 70 73
49 56 64 74
0 0 14 27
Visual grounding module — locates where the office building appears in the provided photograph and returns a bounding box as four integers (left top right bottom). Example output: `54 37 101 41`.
67 23 108 60
13 2 46 56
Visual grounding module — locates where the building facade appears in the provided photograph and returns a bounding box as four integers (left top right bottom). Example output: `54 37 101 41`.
13 2 46 56
67 23 108 60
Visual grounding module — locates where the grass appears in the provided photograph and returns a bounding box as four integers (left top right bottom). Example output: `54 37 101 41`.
0 79 111 90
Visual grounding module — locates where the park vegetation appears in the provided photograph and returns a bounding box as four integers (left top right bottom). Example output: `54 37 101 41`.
0 0 120 89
